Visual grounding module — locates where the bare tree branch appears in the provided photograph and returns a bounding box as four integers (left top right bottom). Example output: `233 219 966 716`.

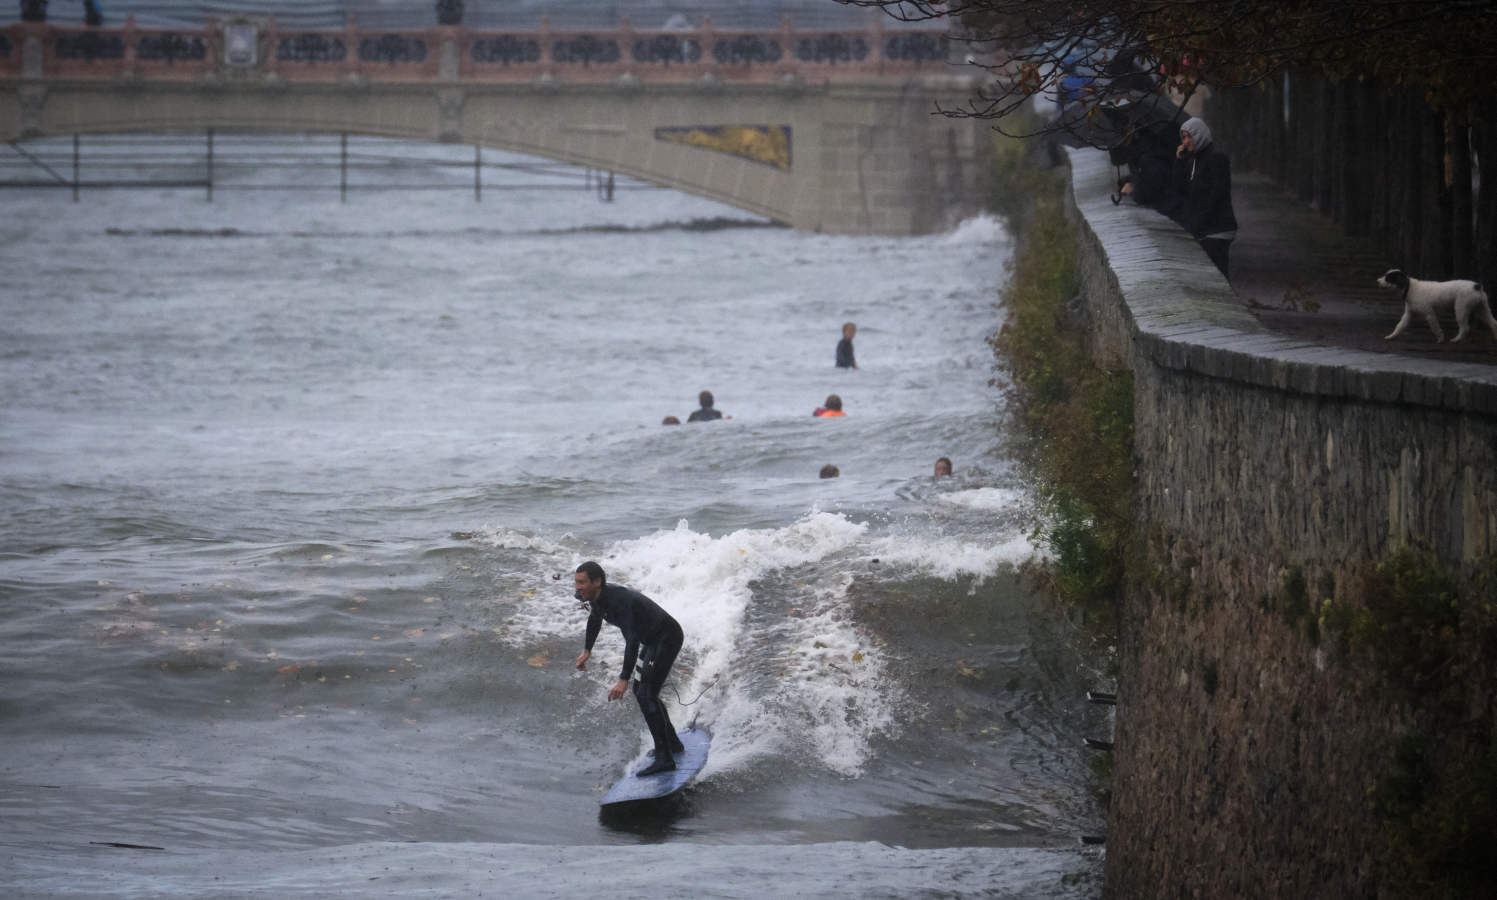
839 0 1497 144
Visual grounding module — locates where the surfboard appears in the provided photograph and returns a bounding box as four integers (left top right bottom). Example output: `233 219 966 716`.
600 728 710 806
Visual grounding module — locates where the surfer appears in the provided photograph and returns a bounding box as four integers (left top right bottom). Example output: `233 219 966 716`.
573 561 686 776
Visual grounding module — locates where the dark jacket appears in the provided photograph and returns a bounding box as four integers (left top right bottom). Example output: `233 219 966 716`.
1173 144 1237 239
1130 152 1182 217
583 584 678 682
835 337 856 369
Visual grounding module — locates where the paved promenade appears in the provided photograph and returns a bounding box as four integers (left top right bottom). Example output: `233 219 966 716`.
1227 171 1497 367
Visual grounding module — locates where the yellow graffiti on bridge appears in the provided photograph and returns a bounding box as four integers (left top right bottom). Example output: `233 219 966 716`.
653 125 792 172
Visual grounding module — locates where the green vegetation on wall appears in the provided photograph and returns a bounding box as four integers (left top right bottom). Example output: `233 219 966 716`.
1319 549 1497 897
1321 549 1495 700
986 126 1135 643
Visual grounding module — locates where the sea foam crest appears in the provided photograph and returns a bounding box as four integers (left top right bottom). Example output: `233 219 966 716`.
864 529 1036 583
606 511 894 775
505 510 899 775
472 526 570 554
934 486 1029 512
939 213 1008 247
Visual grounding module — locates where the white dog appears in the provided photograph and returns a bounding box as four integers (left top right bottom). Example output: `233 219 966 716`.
1377 268 1497 343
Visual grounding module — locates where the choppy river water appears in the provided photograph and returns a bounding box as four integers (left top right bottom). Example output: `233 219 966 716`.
0 135 1106 897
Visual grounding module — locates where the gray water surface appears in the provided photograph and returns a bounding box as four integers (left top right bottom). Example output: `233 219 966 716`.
0 136 1105 898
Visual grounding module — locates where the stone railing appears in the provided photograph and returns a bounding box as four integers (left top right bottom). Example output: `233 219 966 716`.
0 16 954 85
1066 146 1497 568
1066 145 1497 900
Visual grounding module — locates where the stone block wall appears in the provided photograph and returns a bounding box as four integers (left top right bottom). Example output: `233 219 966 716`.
1064 148 1497 898
796 86 989 235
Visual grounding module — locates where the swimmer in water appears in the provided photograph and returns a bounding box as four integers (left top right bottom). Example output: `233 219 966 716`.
813 394 845 417
687 390 724 423
835 322 858 369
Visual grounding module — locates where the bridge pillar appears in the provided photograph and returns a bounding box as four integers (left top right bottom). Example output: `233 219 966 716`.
792 86 988 234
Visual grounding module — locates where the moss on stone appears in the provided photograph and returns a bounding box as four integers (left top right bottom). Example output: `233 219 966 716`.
1274 567 1322 645
1339 548 1462 694
1315 550 1497 897
1375 731 1497 899
987 124 1134 646
1201 658 1219 697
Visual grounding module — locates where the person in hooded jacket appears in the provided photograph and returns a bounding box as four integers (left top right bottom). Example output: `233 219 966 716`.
1172 117 1238 278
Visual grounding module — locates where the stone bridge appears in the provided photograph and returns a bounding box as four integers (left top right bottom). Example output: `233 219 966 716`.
0 16 989 234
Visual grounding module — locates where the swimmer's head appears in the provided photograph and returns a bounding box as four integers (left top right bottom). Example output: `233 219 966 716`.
824 394 842 411
819 464 840 479
934 457 952 477
698 390 715 409
662 415 681 425
842 322 856 339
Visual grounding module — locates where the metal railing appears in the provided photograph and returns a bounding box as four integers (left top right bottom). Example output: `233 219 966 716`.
1 131 654 202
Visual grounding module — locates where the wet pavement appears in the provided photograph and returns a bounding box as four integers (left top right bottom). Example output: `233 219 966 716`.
1228 172 1497 367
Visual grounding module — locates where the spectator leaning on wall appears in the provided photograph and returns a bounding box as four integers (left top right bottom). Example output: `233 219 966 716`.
1172 116 1238 279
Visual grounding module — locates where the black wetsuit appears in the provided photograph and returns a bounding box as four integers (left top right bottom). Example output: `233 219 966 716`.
687 407 722 422
583 583 684 759
835 337 856 369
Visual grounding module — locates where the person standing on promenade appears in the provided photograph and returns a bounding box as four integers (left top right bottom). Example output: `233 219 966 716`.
835 322 859 369
1173 117 1238 279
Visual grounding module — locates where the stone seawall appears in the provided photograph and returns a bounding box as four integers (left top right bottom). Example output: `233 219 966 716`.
1063 148 1497 897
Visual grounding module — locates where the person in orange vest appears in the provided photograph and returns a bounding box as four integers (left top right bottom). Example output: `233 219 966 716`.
813 394 846 417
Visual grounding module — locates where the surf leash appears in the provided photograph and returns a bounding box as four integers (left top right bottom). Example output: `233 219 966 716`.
670 672 723 707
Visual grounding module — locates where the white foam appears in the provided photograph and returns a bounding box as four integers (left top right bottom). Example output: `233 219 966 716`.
938 213 1009 247
472 526 571 555
770 577 896 769
865 530 1037 583
934 486 1028 512
503 510 903 776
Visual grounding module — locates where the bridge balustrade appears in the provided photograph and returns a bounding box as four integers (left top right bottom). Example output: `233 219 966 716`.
1 17 952 85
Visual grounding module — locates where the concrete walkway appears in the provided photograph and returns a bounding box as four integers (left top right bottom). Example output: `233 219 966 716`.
1227 172 1497 367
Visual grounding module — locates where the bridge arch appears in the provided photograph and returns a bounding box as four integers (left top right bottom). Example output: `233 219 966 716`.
1 18 989 233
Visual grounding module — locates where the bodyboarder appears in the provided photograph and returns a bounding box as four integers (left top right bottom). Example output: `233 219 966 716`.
572 561 686 776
